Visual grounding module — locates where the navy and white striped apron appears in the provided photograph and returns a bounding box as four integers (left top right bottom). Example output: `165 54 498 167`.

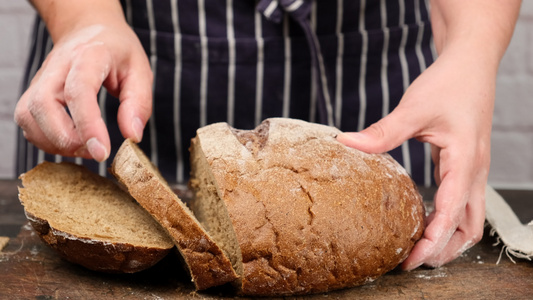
17 0 436 186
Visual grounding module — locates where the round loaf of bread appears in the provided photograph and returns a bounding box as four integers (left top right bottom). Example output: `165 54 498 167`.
190 118 425 296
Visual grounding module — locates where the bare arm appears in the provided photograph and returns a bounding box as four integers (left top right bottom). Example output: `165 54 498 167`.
29 0 125 41
430 0 521 63
15 0 153 161
338 0 521 269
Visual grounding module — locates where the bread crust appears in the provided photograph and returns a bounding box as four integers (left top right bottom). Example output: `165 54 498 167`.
25 211 171 273
192 118 425 296
111 139 238 290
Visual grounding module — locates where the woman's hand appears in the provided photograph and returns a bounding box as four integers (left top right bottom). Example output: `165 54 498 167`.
337 0 521 269
15 0 152 161
338 48 493 269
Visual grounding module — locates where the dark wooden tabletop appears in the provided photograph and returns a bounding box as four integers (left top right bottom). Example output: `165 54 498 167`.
1 179 532 299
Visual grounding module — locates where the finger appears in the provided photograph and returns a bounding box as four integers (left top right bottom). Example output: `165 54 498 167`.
401 207 459 270
14 91 60 155
402 147 477 270
116 56 153 143
336 108 420 154
14 52 81 156
423 184 486 267
22 62 86 155
18 116 92 159
64 42 113 162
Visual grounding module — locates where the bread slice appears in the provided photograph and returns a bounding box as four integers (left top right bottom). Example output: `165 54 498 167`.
189 118 426 296
18 161 174 273
111 139 238 290
0 236 8 252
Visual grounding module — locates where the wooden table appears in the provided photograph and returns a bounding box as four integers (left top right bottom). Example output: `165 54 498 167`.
1 179 532 299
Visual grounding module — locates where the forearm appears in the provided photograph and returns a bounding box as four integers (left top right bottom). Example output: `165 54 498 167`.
29 0 125 43
430 0 521 70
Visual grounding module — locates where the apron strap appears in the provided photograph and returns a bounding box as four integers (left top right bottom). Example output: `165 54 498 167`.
257 0 335 126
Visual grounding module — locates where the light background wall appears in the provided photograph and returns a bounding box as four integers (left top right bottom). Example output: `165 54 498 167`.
1 1 532 189
0 0 33 178
490 2 533 189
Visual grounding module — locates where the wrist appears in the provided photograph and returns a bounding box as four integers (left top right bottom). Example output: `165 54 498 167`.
32 0 125 43
438 39 502 76
430 0 521 69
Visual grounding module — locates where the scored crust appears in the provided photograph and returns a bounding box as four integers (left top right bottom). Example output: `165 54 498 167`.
111 139 238 290
18 161 174 273
190 118 425 296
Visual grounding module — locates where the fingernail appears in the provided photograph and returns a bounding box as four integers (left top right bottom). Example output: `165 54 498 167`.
132 117 144 142
336 132 366 145
337 132 365 142
86 137 109 162
403 261 423 271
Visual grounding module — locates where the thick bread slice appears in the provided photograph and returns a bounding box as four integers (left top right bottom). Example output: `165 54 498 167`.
18 162 174 273
111 139 238 290
190 118 425 296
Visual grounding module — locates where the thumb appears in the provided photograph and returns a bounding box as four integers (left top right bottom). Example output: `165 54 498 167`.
337 112 416 154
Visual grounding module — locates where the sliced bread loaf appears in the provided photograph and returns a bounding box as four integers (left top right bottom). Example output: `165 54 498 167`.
111 139 238 290
189 118 425 296
18 161 174 273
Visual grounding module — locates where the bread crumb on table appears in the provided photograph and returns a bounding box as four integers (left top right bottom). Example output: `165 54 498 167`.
0 236 9 252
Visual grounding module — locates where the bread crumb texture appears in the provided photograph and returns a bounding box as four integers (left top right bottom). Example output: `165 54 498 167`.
192 118 425 296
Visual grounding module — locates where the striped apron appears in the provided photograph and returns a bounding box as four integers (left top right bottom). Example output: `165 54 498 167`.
17 0 435 186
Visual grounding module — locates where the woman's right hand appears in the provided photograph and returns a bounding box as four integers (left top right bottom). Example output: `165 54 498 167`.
15 0 153 162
